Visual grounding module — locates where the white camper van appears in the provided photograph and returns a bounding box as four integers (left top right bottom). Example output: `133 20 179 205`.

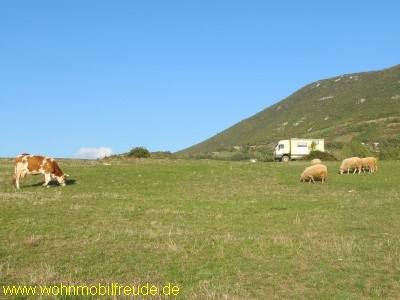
274 138 324 162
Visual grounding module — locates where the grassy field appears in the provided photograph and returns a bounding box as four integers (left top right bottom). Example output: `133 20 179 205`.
1 158 400 299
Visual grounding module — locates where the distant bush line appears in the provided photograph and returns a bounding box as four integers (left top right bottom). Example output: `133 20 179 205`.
106 140 399 162
182 141 400 161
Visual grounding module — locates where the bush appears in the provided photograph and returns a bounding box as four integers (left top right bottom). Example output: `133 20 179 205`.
341 142 373 158
327 141 374 160
302 150 338 161
128 147 151 158
379 146 400 160
151 151 176 159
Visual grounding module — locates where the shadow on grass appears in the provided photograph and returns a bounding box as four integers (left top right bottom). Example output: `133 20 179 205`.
18 178 77 189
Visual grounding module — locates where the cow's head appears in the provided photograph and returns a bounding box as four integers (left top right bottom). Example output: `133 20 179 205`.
55 173 69 186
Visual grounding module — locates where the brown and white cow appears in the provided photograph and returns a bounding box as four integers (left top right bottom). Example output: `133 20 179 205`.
13 154 69 189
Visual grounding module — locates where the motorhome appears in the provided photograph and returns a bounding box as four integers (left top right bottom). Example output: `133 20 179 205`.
274 138 324 162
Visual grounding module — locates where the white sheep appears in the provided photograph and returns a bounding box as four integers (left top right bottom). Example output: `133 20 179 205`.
311 158 321 165
360 157 378 172
300 164 328 184
339 157 362 174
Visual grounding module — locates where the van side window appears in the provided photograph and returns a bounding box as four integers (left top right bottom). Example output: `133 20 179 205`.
279 144 284 150
297 142 307 147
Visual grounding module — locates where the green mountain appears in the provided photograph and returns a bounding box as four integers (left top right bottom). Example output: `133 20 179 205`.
177 64 400 158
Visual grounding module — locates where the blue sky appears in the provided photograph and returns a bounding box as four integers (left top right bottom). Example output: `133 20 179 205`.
1 1 399 158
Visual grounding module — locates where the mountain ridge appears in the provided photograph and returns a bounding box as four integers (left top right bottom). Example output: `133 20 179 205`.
177 64 400 158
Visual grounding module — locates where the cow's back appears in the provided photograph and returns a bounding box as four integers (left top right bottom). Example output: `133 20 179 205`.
29 156 47 172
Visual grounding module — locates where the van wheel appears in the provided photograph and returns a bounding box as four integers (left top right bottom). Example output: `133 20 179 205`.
281 155 290 162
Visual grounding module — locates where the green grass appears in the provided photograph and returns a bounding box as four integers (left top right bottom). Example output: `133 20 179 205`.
1 158 400 299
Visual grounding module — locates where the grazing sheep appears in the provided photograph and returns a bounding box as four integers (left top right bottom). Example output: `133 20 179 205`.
311 158 322 165
339 157 362 174
300 164 328 184
360 157 378 172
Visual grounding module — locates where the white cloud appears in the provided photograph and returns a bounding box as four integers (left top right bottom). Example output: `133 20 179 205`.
74 147 113 159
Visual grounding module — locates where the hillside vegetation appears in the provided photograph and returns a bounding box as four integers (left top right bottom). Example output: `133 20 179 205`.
177 64 400 160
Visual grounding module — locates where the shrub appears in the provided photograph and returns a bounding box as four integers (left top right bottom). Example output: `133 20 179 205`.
327 142 374 160
128 147 151 158
379 145 400 160
341 142 373 158
151 151 176 159
302 150 338 161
